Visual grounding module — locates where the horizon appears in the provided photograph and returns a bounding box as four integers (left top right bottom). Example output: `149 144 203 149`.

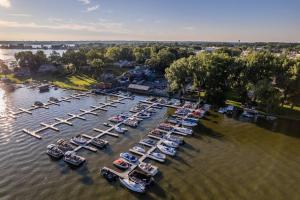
0 0 300 42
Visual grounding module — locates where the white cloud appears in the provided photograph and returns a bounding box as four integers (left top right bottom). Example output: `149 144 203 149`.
78 0 90 4
9 13 31 17
0 19 128 34
86 4 99 12
183 26 196 31
0 0 11 8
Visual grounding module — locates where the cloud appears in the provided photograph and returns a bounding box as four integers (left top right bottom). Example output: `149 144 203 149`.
78 0 90 4
183 26 196 31
0 19 128 34
8 13 31 17
0 0 11 8
86 4 99 12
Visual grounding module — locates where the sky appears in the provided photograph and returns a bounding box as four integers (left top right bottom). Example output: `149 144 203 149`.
0 0 299 42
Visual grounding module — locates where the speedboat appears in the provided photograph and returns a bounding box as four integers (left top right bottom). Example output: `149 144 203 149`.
57 139 74 152
163 135 184 145
46 144 64 158
123 119 138 128
49 97 59 103
167 116 180 124
175 108 190 116
100 168 117 182
181 118 198 127
137 112 151 119
63 151 85 166
161 139 179 148
150 152 166 161
138 163 159 176
157 144 176 156
120 152 139 164
113 158 130 170
71 135 87 145
119 178 145 193
140 138 156 146
173 127 193 135
91 138 108 148
103 122 112 127
129 170 154 186
109 116 124 123
158 123 173 131
115 126 128 133
34 101 44 107
132 146 146 153
149 129 164 138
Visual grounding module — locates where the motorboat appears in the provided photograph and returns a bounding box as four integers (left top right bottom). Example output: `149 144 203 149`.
113 158 130 170
132 146 146 153
140 138 156 146
120 152 139 164
163 135 184 145
57 139 74 152
109 116 124 123
190 109 206 118
161 139 179 148
103 122 112 127
147 108 156 113
175 108 190 116
167 116 180 124
46 144 64 158
71 135 87 145
63 151 85 166
49 97 59 103
157 144 176 156
114 126 128 133
173 127 193 135
181 118 198 127
100 168 117 182
137 112 151 119
138 163 159 176
149 129 164 138
158 123 173 131
39 84 50 93
34 101 44 107
150 152 166 161
119 178 145 193
123 119 138 128
91 138 108 148
129 170 154 186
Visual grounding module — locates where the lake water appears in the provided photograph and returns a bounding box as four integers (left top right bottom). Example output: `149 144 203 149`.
0 86 299 200
0 49 66 66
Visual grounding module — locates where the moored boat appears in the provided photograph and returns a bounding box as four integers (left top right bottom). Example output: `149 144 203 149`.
57 139 74 152
173 126 193 135
138 163 159 176
91 138 108 148
63 151 85 166
100 168 117 182
113 158 130 170
161 139 179 148
34 101 44 107
114 126 128 133
119 178 145 193
39 84 50 92
150 152 166 161
140 138 156 146
132 146 146 153
46 144 64 158
120 152 139 164
71 135 87 145
157 144 176 156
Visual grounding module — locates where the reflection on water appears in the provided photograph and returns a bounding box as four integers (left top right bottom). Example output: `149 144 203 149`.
0 87 299 200
0 88 7 117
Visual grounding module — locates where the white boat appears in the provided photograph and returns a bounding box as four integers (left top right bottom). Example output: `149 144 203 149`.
173 127 193 135
132 146 146 153
161 139 179 148
157 144 176 156
114 126 128 133
63 151 85 166
181 119 198 127
163 135 184 145
119 178 145 193
137 112 151 119
71 135 87 145
150 152 166 161
218 107 227 114
138 163 159 176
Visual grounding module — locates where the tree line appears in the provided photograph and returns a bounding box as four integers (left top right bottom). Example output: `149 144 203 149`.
165 50 300 113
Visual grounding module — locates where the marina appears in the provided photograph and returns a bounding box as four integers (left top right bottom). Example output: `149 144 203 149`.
0 86 299 200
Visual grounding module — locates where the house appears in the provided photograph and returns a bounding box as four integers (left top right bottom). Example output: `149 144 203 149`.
114 60 135 68
128 84 150 94
38 64 58 74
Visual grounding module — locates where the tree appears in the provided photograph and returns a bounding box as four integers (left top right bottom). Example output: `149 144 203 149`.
254 79 281 113
90 58 104 76
146 48 176 72
49 51 61 66
105 47 121 62
15 50 47 72
62 50 87 72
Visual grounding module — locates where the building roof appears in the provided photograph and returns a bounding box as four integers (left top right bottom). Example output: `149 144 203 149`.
128 84 150 91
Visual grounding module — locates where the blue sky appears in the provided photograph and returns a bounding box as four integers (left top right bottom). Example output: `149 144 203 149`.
0 0 299 42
